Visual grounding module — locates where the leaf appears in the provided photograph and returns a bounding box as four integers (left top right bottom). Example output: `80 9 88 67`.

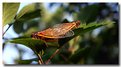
13 3 41 34
16 58 38 64
10 20 114 54
15 3 41 21
13 21 24 34
68 20 115 63
13 19 40 34
9 38 59 53
3 3 20 26
9 38 46 54
58 20 114 46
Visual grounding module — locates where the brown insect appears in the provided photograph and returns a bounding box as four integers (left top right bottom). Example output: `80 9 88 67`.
31 20 80 42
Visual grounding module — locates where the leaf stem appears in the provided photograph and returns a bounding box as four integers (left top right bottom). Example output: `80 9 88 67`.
37 53 44 64
45 42 66 64
2 24 12 37
45 49 60 64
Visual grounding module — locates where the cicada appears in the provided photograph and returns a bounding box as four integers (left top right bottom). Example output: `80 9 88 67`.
31 20 80 42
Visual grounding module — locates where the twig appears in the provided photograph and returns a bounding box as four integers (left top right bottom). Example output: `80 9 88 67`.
37 53 44 64
45 42 66 64
2 24 12 37
45 49 60 64
60 54 68 62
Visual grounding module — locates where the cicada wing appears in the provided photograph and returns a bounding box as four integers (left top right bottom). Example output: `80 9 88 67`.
52 24 64 28
58 30 74 38
52 23 73 29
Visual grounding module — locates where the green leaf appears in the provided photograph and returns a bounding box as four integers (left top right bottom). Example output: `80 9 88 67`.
16 58 38 64
9 38 59 53
13 21 24 34
58 20 114 46
3 3 20 26
9 38 46 53
13 3 41 34
13 20 39 34
16 3 41 21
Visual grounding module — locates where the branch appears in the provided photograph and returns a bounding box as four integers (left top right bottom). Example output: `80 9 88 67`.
2 23 12 37
45 49 60 64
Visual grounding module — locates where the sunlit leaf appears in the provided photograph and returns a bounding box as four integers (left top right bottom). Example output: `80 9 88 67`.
16 3 41 21
3 3 20 26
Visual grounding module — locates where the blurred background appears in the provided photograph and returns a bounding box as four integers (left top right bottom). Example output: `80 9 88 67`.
3 3 119 64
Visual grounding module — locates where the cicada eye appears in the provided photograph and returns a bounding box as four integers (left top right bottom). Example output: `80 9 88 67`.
31 33 34 38
31 32 37 38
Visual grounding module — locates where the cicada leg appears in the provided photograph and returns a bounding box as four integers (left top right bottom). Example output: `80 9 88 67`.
43 40 48 47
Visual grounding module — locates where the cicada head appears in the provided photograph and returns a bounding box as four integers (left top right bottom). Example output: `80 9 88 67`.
31 32 38 39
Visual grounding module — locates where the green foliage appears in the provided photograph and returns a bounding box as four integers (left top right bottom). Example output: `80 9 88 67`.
77 4 101 23
13 3 41 34
50 7 64 23
16 58 38 64
10 38 45 54
9 38 59 54
59 20 114 46
8 19 114 64
9 20 113 49
15 3 41 21
3 3 20 26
